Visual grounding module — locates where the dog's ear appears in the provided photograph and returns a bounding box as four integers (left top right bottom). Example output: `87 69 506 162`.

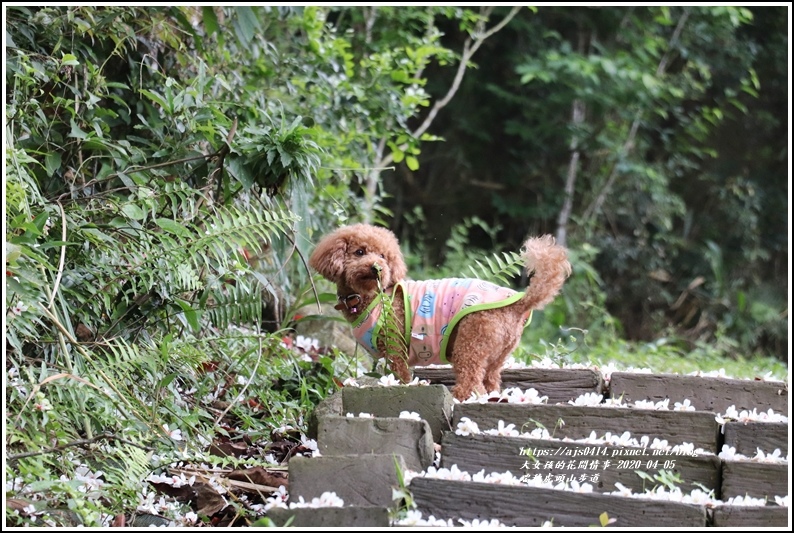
385 246 407 283
309 233 347 282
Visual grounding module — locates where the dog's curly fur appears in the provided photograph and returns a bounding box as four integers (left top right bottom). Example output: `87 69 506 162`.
309 224 571 400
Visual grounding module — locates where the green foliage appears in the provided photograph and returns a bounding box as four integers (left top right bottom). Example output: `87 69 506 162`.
374 265 410 370
6 5 505 524
389 6 787 359
4 5 787 525
467 252 524 286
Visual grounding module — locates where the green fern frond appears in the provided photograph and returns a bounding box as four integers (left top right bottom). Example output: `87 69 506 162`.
467 250 524 285
187 205 299 272
205 283 265 330
99 443 154 489
375 269 408 366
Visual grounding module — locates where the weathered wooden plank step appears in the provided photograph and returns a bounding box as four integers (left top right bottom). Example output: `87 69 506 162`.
720 460 789 501
609 372 788 413
440 433 720 494
454 403 720 452
409 477 707 527
722 421 788 456
413 367 603 403
266 506 390 527
710 505 789 527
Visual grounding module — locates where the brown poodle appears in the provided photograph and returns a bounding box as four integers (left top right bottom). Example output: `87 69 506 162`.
309 224 571 401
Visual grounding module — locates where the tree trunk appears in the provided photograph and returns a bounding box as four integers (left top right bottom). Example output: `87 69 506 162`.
556 98 585 247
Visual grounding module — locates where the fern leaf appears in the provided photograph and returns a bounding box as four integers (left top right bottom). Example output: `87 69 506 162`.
467 250 523 285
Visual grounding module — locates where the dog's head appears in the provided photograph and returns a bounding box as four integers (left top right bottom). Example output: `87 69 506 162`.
309 224 407 295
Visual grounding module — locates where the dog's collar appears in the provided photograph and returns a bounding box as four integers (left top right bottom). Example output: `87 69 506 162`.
335 293 363 313
336 285 396 314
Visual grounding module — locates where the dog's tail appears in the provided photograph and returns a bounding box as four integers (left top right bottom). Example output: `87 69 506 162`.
520 235 572 310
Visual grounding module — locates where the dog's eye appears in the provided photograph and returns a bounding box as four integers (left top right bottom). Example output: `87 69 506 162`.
354 249 365 256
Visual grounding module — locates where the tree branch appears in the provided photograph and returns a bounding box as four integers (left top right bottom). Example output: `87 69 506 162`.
363 7 522 220
411 6 521 141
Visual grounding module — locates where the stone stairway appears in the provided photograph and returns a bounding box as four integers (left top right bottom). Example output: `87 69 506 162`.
268 367 789 527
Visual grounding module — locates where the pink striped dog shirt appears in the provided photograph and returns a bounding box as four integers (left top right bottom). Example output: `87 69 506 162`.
351 278 532 366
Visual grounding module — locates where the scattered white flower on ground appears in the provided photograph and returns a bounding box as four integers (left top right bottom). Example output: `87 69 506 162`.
752 447 787 463
529 357 561 369
567 480 594 493
722 495 767 507
420 464 472 482
399 411 422 420
603 396 627 408
610 482 634 497
377 374 401 387
576 431 606 445
605 431 636 447
9 301 29 316
502 355 528 369
633 398 670 410
472 469 522 486
289 491 344 509
394 511 456 527
180 511 198 525
568 392 603 406
263 486 288 511
458 517 508 527
264 453 278 464
342 377 361 387
718 444 738 461
774 495 789 507
295 335 320 353
455 417 480 436
6 477 26 492
300 435 321 457
206 474 229 495
162 424 182 441
715 405 788 425
682 488 716 506
146 471 196 488
598 363 653 385
71 466 106 495
346 412 374 418
598 362 620 386
674 399 696 411
472 387 549 405
688 368 729 379
395 509 425 526
484 420 519 437
671 442 697 456
520 427 552 440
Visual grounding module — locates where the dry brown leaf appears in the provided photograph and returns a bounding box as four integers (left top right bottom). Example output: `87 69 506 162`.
228 466 288 489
